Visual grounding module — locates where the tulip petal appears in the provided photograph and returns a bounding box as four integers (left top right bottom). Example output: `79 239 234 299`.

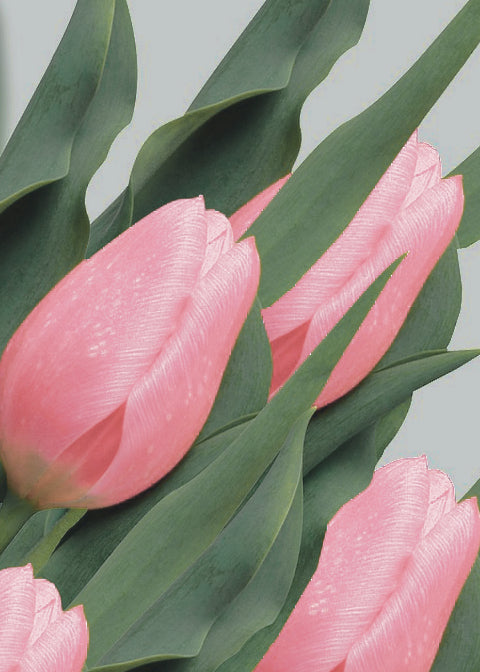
0 198 209 491
26 579 63 648
25 404 125 509
404 142 442 208
346 498 480 672
256 458 430 672
263 133 419 345
0 565 35 672
230 175 290 241
309 174 463 407
422 469 456 537
80 237 260 507
200 209 234 277
20 605 89 672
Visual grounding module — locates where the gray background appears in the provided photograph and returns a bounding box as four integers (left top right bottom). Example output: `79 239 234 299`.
1 1 479 494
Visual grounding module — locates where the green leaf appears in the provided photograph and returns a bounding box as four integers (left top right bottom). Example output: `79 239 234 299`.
450 146 480 248
158 488 303 672
0 0 136 352
197 300 272 443
303 349 480 476
41 424 248 606
431 485 480 672
46 259 399 660
89 414 305 670
247 0 480 306
0 508 80 571
87 0 370 253
217 425 378 671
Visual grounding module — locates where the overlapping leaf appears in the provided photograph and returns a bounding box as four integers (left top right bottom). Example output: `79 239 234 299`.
87 0 370 254
451 147 480 248
89 414 305 670
303 349 479 476
431 481 480 671
248 0 480 306
216 426 378 671
40 260 402 669
0 0 136 353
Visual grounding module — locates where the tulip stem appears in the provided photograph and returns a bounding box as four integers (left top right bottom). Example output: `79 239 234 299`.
0 489 36 555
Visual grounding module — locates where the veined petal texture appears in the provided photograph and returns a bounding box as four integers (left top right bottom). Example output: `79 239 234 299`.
255 458 480 672
0 565 88 672
0 197 260 508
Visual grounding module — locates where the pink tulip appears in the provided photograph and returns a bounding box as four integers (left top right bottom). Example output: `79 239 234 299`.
231 133 464 407
0 564 88 671
255 457 480 672
0 198 260 509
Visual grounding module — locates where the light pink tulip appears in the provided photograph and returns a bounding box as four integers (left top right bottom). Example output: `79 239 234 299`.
0 198 260 509
0 564 88 671
231 133 464 407
255 457 480 672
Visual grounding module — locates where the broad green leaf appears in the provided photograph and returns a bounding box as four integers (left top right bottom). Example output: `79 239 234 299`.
0 509 55 570
303 349 479 476
197 300 272 443
431 483 480 672
89 415 305 670
450 147 480 248
217 425 378 671
368 240 462 451
57 260 400 659
0 0 136 352
157 489 303 672
247 0 480 306
41 424 248 605
87 0 370 254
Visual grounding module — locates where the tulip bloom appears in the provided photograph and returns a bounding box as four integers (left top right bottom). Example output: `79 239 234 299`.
0 564 88 671
255 457 480 672
0 198 260 509
232 133 464 407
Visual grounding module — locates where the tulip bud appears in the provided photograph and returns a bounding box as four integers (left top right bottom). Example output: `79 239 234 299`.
255 457 480 672
0 564 88 670
0 198 260 509
231 133 464 407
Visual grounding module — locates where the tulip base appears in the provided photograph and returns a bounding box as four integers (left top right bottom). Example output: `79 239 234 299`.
0 489 36 555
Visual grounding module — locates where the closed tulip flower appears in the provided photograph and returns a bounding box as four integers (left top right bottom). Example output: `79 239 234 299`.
232 132 464 407
0 564 88 671
0 198 260 509
255 457 480 672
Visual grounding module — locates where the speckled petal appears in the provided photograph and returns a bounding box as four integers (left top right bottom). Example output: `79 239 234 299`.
20 605 89 672
0 198 208 497
255 458 430 672
80 237 260 508
346 498 480 672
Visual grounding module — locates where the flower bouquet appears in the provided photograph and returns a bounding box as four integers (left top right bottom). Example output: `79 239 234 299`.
0 1 479 670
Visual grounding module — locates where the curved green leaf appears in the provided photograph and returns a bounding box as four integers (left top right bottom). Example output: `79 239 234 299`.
43 259 399 658
158 489 303 672
41 424 248 606
431 483 480 671
0 0 136 352
87 0 370 254
216 425 378 671
248 0 480 306
197 300 272 443
303 349 480 476
450 147 480 248
89 414 305 670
